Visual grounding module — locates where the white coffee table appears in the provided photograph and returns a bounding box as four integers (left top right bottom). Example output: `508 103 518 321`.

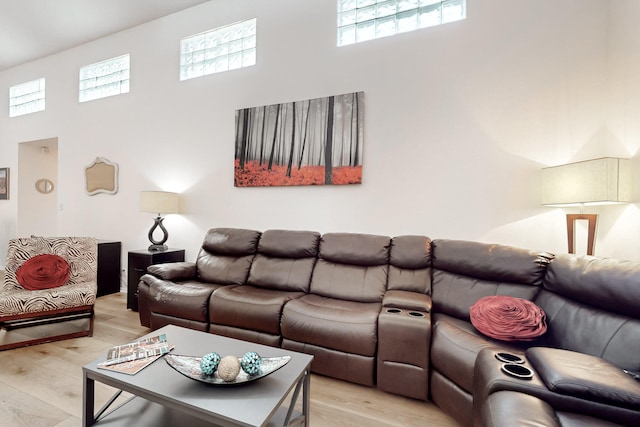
83 325 313 426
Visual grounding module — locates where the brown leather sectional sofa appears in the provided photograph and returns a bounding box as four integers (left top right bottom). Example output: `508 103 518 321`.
137 228 640 427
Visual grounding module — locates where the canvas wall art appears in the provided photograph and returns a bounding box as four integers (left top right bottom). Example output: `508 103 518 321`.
234 91 364 187
0 168 9 200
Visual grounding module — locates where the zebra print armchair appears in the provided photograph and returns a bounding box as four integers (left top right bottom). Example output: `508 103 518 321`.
0 236 98 350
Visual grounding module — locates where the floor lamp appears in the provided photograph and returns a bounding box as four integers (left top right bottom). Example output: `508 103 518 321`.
541 157 631 256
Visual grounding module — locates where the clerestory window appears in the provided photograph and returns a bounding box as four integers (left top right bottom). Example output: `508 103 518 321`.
180 18 257 81
9 78 45 117
79 54 130 102
337 0 466 46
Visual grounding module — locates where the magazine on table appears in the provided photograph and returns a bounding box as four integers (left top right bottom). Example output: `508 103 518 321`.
97 334 173 375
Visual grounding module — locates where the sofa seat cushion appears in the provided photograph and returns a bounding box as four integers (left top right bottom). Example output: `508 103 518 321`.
281 294 381 356
0 281 96 318
431 314 526 393
210 285 304 335
149 280 221 322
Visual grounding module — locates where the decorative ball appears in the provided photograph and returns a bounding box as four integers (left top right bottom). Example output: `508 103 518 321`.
200 352 221 376
218 355 241 382
240 351 262 375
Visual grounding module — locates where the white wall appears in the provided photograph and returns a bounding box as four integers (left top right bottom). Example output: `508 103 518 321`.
605 0 640 260
1 0 639 266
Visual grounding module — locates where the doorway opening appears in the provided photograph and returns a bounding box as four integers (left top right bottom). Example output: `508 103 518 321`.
18 138 58 236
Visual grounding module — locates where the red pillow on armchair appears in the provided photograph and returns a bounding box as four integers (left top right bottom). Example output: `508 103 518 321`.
469 295 547 342
16 254 71 290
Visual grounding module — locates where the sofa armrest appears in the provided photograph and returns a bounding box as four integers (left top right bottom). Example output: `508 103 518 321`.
146 261 196 281
472 348 640 427
480 391 623 427
383 290 432 312
526 347 640 410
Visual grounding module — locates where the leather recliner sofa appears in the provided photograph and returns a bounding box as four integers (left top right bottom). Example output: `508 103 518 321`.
139 228 431 392
137 228 640 427
430 240 640 426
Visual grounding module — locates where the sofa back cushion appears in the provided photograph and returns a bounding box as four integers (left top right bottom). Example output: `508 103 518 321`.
196 228 261 285
257 229 320 258
387 235 432 294
431 239 552 320
536 254 640 371
247 229 320 292
310 233 390 302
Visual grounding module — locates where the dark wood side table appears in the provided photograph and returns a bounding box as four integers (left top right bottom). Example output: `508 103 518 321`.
97 240 122 297
127 248 185 311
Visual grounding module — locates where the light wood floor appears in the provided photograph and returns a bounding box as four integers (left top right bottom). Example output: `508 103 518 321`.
0 293 459 426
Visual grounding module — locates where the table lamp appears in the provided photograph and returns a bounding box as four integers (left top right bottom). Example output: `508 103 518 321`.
139 191 180 251
541 157 631 255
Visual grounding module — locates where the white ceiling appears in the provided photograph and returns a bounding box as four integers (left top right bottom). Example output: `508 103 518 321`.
0 0 210 72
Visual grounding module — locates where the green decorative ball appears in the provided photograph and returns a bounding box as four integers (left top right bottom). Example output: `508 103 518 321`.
200 352 221 376
240 351 262 375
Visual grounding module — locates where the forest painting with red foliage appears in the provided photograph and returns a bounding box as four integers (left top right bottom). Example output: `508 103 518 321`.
234 92 364 187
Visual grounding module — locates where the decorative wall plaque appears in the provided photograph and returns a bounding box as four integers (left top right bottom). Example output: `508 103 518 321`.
85 157 118 195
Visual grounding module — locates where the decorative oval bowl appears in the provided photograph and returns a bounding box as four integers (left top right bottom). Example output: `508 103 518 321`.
165 354 291 385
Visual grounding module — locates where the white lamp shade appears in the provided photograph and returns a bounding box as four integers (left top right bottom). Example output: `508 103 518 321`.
541 157 631 206
140 191 180 214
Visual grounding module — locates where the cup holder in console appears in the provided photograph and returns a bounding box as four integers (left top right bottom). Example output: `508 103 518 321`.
501 363 533 380
495 352 524 364
384 308 426 318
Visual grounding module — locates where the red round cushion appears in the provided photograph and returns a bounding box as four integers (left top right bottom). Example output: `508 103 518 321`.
469 295 547 342
16 254 71 290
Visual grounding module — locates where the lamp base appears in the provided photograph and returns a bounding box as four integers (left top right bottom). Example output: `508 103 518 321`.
147 216 169 251
566 213 597 256
148 244 168 252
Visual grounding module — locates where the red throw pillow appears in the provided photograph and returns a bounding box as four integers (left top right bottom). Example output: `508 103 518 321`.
469 295 547 342
16 254 71 290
